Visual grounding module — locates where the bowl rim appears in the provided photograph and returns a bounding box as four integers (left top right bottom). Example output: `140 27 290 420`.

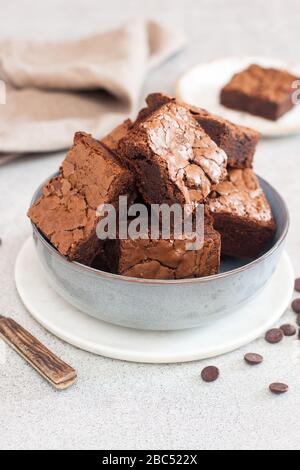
31 174 290 286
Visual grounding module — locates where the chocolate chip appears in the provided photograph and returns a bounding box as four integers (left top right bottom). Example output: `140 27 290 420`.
295 278 300 292
201 366 219 383
280 324 296 337
265 328 284 344
269 383 289 395
292 299 300 314
244 353 263 365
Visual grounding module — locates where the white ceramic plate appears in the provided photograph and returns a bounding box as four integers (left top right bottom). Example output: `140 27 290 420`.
176 57 300 137
14 238 294 364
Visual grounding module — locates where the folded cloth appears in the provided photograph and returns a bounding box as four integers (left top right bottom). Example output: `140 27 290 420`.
0 153 20 166
0 19 185 154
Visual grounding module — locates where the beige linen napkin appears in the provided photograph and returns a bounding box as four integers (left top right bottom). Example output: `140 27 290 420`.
0 19 185 155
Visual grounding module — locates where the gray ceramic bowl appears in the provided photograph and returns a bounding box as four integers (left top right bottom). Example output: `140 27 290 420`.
31 175 289 331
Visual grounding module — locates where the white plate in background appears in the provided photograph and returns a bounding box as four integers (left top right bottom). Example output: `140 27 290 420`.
176 57 300 137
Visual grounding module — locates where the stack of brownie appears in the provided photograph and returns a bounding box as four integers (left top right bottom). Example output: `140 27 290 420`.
28 93 276 280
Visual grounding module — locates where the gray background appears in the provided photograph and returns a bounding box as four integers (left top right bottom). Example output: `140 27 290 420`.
1 0 300 450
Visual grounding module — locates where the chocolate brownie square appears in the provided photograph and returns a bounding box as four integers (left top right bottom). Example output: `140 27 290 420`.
28 132 135 265
142 93 260 169
220 64 300 121
118 101 227 207
94 221 221 280
208 169 276 259
188 106 260 169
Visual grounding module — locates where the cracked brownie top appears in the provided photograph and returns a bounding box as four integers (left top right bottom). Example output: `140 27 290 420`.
119 101 228 207
138 93 260 169
103 222 221 280
208 169 275 226
28 132 135 264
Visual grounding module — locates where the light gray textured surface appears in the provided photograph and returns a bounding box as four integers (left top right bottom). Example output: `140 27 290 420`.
1 0 300 451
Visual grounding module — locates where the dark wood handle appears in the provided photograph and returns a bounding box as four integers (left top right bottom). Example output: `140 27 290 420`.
0 316 77 390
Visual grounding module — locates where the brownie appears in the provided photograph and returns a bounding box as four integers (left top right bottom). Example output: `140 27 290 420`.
93 221 221 280
101 119 133 154
188 106 260 169
118 101 228 207
220 64 300 121
208 169 276 259
141 93 260 169
28 132 135 265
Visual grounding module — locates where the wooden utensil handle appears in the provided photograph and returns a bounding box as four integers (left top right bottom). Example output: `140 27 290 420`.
0 316 77 390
